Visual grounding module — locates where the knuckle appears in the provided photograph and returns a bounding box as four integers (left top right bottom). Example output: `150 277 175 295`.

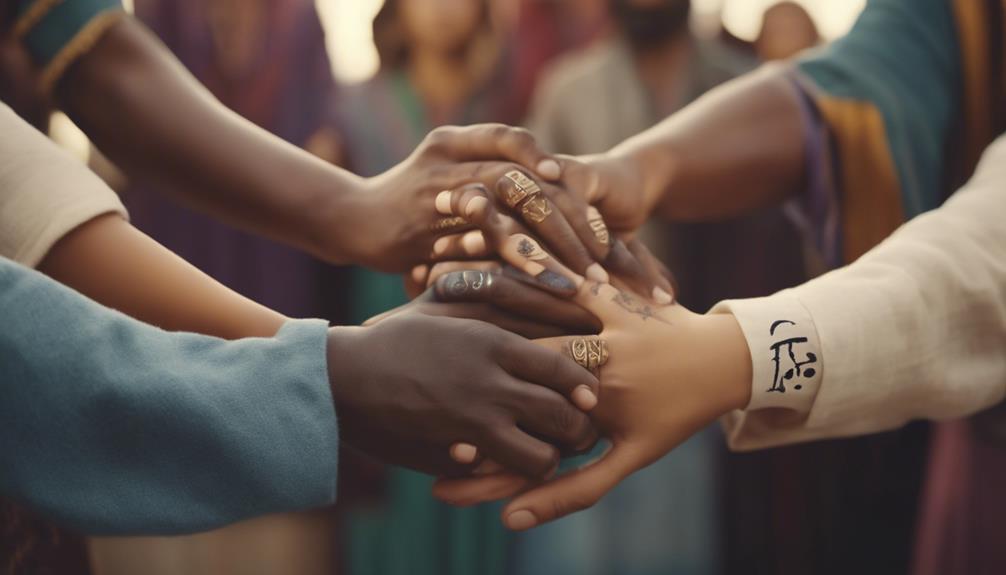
550 401 581 438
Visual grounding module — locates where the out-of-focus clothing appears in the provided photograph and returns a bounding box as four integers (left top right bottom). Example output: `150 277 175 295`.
126 0 342 321
722 0 1006 573
10 0 126 93
0 101 126 267
337 66 514 575
523 33 757 575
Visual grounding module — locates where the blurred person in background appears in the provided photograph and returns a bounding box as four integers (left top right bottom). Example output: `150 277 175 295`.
337 1 515 574
754 1 820 61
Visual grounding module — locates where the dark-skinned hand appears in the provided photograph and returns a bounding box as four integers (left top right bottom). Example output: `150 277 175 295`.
368 265 601 339
325 313 600 479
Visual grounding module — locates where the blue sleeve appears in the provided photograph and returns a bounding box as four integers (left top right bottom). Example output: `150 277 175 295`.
0 257 339 535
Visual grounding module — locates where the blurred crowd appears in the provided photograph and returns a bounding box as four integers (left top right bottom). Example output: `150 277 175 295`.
21 1 937 575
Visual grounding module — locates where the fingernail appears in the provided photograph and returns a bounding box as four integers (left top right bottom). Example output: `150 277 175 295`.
585 263 609 284
536 159 561 180
433 236 451 255
464 196 489 217
451 443 478 464
572 385 598 410
506 509 538 530
435 190 454 215
461 231 486 255
536 270 577 294
411 265 428 284
652 286 674 305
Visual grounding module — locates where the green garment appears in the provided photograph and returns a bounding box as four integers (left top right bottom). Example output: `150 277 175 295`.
0 257 338 535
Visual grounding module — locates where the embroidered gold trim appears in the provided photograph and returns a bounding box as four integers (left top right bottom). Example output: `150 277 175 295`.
39 9 125 95
13 0 63 39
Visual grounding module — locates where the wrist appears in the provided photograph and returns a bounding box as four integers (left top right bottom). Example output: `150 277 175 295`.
325 325 368 414
303 170 370 265
697 313 753 412
603 138 678 220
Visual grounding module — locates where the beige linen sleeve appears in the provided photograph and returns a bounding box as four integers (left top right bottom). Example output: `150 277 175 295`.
0 103 127 268
712 135 1006 451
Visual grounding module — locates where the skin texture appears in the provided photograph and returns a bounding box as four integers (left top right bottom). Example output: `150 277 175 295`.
545 66 806 234
38 214 286 339
432 280 753 530
326 313 600 479
53 17 608 275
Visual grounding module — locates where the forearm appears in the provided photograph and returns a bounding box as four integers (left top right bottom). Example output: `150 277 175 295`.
0 258 337 535
607 65 806 221
55 17 368 264
38 214 287 339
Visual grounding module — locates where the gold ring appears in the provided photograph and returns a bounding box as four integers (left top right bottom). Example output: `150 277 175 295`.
586 207 610 245
521 195 553 223
570 338 608 370
502 170 542 208
430 216 469 233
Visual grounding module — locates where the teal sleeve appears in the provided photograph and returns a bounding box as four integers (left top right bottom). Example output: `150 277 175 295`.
0 257 339 535
16 0 123 64
797 0 961 215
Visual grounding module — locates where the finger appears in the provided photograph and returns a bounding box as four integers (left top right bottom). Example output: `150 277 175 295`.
625 239 675 304
446 184 583 297
405 265 429 299
478 425 559 479
501 442 641 530
534 336 610 379
546 190 614 265
510 383 597 450
496 333 599 410
451 442 479 464
433 472 532 507
427 124 562 180
495 170 605 282
412 300 571 339
433 269 600 333
431 230 491 260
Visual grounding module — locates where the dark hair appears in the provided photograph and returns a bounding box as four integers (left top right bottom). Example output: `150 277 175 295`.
372 0 491 70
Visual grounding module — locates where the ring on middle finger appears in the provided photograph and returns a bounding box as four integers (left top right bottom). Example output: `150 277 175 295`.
502 170 542 208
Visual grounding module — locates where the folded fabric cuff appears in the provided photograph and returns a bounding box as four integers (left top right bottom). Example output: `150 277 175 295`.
711 293 823 414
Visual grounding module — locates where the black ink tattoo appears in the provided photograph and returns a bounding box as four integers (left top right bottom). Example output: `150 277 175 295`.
517 238 535 257
611 291 669 324
590 282 602 296
767 320 817 393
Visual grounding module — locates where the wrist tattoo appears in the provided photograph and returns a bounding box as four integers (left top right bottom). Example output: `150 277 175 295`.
612 290 669 324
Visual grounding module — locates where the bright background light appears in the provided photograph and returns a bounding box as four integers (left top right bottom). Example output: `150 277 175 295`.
693 0 865 41
316 0 866 84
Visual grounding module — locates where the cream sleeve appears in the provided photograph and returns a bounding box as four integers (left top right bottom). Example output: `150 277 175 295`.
0 103 127 268
712 135 1006 451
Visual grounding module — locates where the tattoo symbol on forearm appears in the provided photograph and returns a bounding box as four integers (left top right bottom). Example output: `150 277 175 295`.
767 320 817 393
611 290 669 324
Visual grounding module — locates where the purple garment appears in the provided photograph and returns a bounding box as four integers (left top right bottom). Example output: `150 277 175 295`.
126 0 341 318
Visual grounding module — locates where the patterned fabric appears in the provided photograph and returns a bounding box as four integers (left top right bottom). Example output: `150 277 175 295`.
13 0 125 91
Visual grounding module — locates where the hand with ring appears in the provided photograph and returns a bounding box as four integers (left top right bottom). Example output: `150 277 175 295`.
429 279 753 530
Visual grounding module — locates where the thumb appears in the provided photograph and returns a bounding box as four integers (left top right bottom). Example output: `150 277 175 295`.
500 441 641 530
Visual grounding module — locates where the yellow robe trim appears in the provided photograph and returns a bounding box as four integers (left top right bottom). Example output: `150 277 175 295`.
951 0 998 178
38 9 124 95
814 97 904 264
12 0 63 39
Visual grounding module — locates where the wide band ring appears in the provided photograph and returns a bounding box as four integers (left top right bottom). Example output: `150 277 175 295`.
430 216 469 233
570 337 609 370
502 170 543 208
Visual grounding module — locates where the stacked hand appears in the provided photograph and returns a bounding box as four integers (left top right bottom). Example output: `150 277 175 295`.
429 280 752 530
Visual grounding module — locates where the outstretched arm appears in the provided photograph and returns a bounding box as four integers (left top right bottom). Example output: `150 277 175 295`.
433 134 1006 528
